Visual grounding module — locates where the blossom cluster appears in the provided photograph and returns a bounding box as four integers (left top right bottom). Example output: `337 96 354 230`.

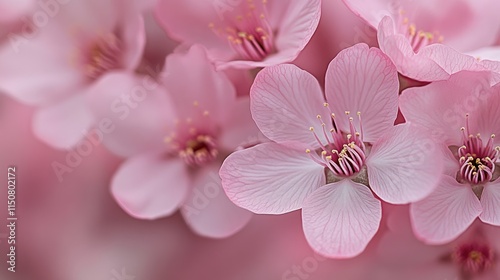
2 0 500 278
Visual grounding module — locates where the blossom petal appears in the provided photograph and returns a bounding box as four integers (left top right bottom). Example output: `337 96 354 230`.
161 45 237 125
341 0 395 28
33 94 94 149
479 180 500 226
86 72 175 157
302 180 382 258
181 164 252 238
155 0 235 62
410 175 482 244
325 43 399 143
111 154 190 219
219 142 325 214
366 123 443 204
250 64 332 149
400 70 499 146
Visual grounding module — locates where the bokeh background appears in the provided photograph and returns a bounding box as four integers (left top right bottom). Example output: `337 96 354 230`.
2 1 500 279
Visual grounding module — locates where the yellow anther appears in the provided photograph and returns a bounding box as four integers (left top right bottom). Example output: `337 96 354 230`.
306 149 311 153
323 102 329 107
317 115 322 119
309 127 314 131
345 111 350 115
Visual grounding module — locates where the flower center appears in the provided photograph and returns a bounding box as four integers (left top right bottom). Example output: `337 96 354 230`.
452 242 494 275
307 104 367 178
178 135 219 166
457 114 500 185
209 0 274 61
164 101 219 167
397 10 443 53
85 33 122 79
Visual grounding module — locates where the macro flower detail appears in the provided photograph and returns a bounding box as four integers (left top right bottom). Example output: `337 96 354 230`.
400 70 500 244
208 0 275 62
457 116 499 187
307 110 367 178
155 0 321 69
82 34 123 79
342 0 500 81
220 43 443 258
87 45 257 238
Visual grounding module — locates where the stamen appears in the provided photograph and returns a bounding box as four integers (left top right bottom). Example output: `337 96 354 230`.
307 108 367 178
456 114 500 186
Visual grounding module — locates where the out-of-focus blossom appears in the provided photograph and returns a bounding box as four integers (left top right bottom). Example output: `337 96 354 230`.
0 0 145 149
155 0 321 69
400 70 500 244
220 43 442 258
342 0 500 81
0 0 35 42
87 45 257 238
377 205 500 280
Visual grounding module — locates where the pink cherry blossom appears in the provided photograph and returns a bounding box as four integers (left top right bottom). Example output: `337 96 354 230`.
400 70 500 244
342 0 500 81
0 0 145 149
86 45 258 238
220 43 443 258
154 0 321 69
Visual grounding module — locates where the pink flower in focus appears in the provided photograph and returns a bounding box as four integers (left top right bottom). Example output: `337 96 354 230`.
87 45 257 238
220 43 443 258
342 0 500 81
0 0 145 149
154 0 321 69
400 70 500 244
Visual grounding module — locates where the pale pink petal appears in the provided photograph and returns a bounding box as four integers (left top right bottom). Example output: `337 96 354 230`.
219 142 325 214
410 175 482 245
111 154 190 219
181 164 252 238
377 16 491 82
479 180 500 226
218 97 261 151
155 0 235 62
0 31 85 105
468 46 500 62
325 43 399 143
33 94 94 150
468 83 500 143
218 0 321 69
366 123 443 204
302 180 382 258
418 44 488 77
400 70 499 146
120 14 146 71
377 16 451 82
161 45 236 125
86 72 175 157
341 0 396 28
250 64 332 149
